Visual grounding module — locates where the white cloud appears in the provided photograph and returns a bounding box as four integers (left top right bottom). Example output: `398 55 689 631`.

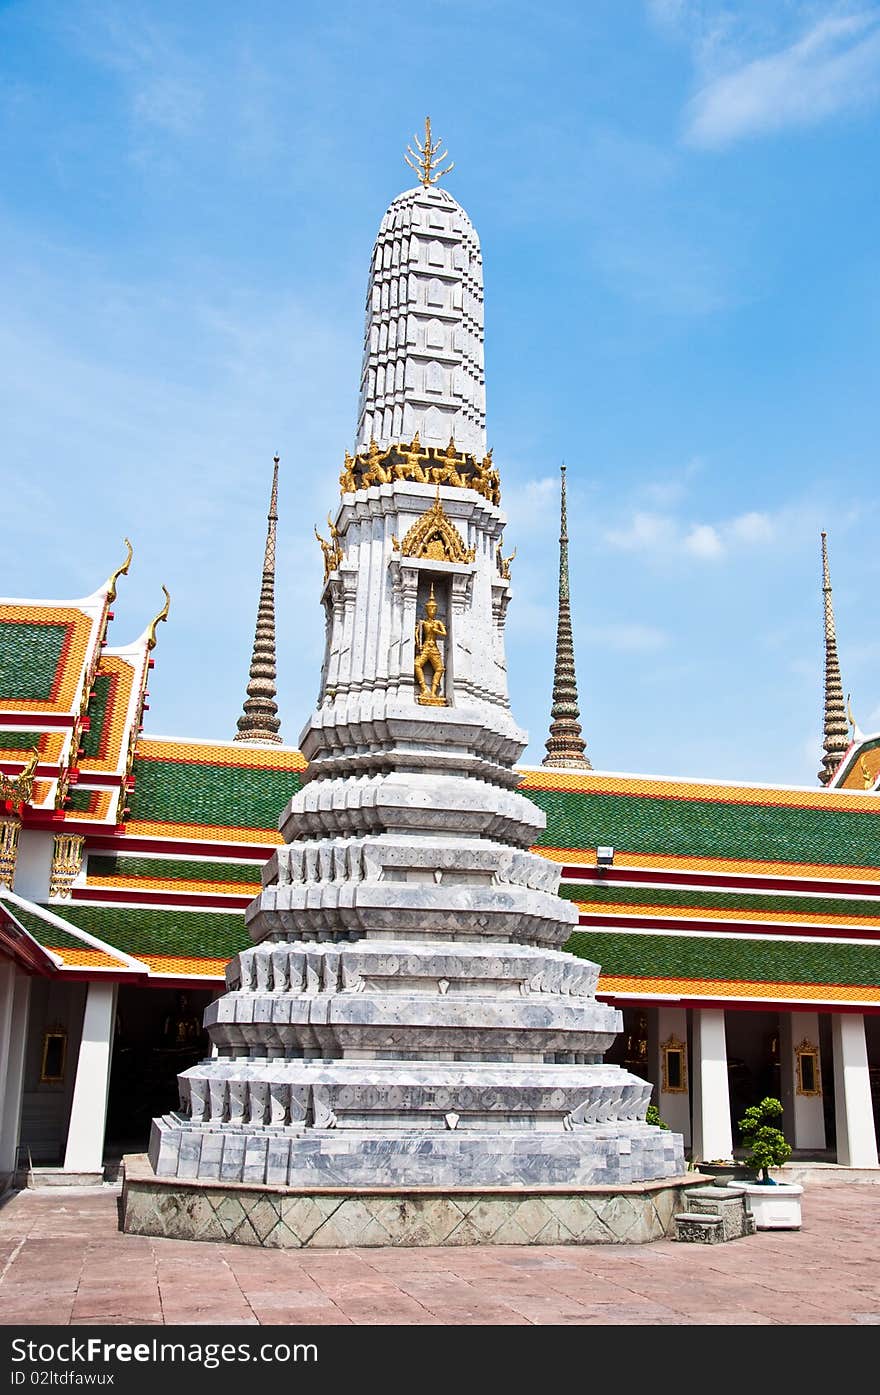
604 507 776 561
684 523 724 559
685 12 880 148
605 511 676 552
729 510 775 543
584 622 669 653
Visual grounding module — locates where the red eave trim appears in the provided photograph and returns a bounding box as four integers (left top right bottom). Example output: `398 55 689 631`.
576 911 880 942
84 833 274 861
0 921 58 976
0 713 75 729
597 991 880 1015
561 863 880 899
70 887 253 910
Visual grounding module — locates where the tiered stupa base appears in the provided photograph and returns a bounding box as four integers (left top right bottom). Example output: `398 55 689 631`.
148 1059 682 1188
122 1153 696 1248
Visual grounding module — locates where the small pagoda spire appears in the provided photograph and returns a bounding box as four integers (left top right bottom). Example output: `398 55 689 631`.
234 456 282 745
818 530 849 785
543 464 592 770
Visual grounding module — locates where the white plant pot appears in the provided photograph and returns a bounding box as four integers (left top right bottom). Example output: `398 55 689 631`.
727 1180 803 1229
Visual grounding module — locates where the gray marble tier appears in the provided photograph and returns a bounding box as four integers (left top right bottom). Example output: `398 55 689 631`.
202 939 618 1059
151 1059 684 1187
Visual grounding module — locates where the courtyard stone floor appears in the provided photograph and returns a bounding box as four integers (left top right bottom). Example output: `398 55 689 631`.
0 1180 878 1326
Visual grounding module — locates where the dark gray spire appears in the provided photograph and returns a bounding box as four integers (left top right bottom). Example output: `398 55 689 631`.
235 456 282 745
543 464 592 770
818 530 848 785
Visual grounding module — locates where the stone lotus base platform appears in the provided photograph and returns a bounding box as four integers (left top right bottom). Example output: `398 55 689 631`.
121 1154 699 1248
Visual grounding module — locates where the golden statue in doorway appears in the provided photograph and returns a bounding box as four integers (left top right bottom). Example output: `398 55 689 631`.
414 585 447 706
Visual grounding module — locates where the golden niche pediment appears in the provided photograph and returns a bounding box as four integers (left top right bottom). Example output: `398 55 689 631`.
392 492 476 565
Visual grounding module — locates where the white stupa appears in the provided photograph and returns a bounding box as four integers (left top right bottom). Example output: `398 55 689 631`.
139 123 683 1245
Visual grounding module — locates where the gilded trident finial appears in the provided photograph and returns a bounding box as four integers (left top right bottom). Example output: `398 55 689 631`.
405 117 454 187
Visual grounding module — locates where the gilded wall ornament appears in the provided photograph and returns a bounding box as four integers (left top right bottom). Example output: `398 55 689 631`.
794 1039 821 1096
393 491 476 565
49 832 86 898
0 816 21 888
414 584 447 706
660 1035 688 1093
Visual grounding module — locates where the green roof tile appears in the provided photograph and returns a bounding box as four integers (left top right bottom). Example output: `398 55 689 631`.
566 930 880 987
87 854 262 887
0 622 68 702
560 882 880 922
526 787 880 869
0 730 46 751
128 756 302 830
33 903 249 960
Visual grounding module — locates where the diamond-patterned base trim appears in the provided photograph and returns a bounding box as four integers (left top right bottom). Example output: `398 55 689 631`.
122 1154 695 1248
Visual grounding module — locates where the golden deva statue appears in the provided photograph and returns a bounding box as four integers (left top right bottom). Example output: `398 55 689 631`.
393 431 430 483
362 438 393 487
339 451 358 493
431 437 465 489
315 514 343 582
414 585 447 706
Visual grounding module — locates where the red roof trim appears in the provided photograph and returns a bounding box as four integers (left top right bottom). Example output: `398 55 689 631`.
70 887 253 910
562 863 880 898
577 912 880 941
84 833 272 860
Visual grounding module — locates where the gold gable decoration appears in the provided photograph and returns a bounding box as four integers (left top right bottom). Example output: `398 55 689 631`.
0 749 40 815
393 492 476 564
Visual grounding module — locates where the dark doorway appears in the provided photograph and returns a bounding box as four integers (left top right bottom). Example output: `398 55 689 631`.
106 984 214 1152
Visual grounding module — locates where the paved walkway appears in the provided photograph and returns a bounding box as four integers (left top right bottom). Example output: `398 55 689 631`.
0 1181 878 1325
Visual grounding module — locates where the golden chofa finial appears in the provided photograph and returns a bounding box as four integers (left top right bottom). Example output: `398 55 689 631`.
146 586 171 651
107 538 133 604
405 117 454 187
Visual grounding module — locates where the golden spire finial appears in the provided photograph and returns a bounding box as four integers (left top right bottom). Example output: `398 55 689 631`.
146 586 171 651
405 117 454 187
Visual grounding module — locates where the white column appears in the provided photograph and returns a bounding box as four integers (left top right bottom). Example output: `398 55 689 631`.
691 1008 733 1163
0 968 31 1177
651 1006 691 1146
63 980 117 1174
0 963 17 1176
832 1013 879 1168
780 1011 826 1150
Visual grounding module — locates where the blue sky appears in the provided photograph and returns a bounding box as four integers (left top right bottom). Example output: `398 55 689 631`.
2 0 878 782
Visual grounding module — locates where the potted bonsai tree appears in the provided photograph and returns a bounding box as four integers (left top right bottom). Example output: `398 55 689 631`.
728 1097 803 1228
738 1097 791 1183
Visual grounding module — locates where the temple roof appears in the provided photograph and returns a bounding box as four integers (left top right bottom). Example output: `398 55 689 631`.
0 561 156 826
4 741 872 1007
3 551 877 1008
